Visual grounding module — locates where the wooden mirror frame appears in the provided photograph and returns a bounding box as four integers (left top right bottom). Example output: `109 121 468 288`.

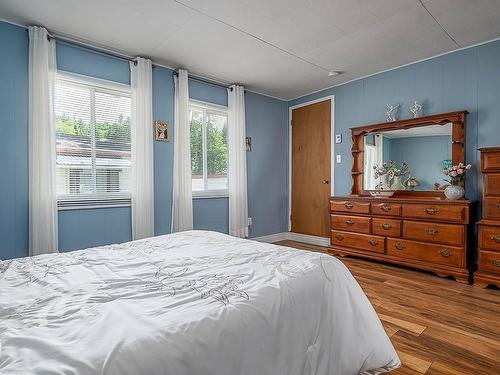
350 110 468 198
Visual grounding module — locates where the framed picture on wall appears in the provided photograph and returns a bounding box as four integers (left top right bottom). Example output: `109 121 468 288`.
155 120 170 142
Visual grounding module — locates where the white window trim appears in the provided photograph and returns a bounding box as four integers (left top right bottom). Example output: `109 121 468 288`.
189 100 229 199
55 72 132 210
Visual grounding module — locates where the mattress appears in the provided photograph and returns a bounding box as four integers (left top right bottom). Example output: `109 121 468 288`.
0 230 400 374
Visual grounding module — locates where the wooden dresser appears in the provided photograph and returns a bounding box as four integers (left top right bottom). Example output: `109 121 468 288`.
329 196 476 283
475 147 500 287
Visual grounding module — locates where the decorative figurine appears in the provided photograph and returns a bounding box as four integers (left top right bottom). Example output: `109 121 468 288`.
386 104 399 122
404 176 420 190
409 100 423 118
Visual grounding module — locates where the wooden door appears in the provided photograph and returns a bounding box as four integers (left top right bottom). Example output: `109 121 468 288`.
291 100 331 237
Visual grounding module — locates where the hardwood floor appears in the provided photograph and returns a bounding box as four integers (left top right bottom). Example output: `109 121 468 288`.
276 240 500 375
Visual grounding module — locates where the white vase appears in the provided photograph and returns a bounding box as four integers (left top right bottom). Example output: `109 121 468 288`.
391 175 405 190
378 174 391 190
444 185 465 200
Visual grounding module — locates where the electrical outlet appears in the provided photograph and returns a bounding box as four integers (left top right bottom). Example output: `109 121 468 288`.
247 217 253 226
335 134 342 144
336 154 342 163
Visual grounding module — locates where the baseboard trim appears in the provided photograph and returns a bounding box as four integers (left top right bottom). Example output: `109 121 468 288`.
251 232 329 246
287 232 330 246
250 232 289 243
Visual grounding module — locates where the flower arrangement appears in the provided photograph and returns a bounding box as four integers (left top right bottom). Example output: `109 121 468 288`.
373 161 409 178
443 162 472 185
393 162 410 177
373 162 394 178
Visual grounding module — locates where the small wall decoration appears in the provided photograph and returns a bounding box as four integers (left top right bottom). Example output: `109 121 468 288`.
386 103 399 122
245 136 252 151
409 100 423 118
155 120 170 142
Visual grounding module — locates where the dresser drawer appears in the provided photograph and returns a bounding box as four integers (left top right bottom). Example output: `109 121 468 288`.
484 197 500 220
331 214 371 234
331 230 385 253
372 218 401 237
371 202 401 217
403 220 465 246
479 225 500 252
481 150 500 172
402 203 465 222
387 238 462 267
478 250 500 274
484 174 500 196
330 200 370 214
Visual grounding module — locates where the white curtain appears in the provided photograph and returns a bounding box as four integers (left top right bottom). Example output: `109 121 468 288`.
28 26 58 256
171 69 193 232
227 85 248 238
130 57 155 240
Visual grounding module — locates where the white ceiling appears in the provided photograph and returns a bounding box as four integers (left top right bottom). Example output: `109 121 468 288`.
1 0 500 100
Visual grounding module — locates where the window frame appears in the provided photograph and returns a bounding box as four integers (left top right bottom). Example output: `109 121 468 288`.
189 100 229 199
55 71 132 210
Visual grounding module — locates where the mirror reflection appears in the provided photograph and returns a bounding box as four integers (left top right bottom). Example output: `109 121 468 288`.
363 123 452 191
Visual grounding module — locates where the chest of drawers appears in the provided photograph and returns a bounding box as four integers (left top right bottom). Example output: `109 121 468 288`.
329 196 476 283
475 147 500 287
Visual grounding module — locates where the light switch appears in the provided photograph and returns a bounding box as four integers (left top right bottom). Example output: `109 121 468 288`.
336 154 342 163
335 134 342 144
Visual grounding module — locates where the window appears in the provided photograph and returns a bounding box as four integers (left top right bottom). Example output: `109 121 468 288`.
363 134 383 190
55 74 132 208
189 101 228 197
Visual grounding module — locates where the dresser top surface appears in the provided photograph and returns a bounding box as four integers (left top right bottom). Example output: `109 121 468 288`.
330 195 476 206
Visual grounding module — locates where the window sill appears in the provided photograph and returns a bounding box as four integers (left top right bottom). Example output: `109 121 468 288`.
192 191 229 199
57 197 131 210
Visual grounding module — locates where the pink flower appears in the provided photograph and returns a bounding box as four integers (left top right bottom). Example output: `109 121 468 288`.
466 164 472 170
443 169 449 175
457 168 464 174
450 171 457 177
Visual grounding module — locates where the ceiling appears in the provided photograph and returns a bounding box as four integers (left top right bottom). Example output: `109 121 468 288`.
1 0 500 100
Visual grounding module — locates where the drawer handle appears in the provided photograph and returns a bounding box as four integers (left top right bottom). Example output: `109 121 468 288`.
425 228 438 236
491 235 500 243
425 207 438 215
381 204 391 212
344 202 354 209
394 242 405 250
497 204 500 209
381 223 392 230
491 259 500 267
368 239 379 246
335 234 344 241
439 249 452 257
346 220 355 226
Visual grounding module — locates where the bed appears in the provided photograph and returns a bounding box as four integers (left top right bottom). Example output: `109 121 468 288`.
0 230 400 374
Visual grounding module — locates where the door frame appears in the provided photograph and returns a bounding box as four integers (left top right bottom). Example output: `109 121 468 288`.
288 95 335 232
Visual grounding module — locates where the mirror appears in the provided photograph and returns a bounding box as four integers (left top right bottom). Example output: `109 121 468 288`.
363 123 452 191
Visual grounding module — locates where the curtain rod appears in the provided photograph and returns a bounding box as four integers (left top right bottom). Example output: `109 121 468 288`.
26 28 248 89
173 71 235 91
27 29 153 67
172 71 249 93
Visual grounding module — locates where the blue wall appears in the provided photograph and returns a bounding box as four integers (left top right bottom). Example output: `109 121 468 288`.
0 21 288 259
386 135 451 191
0 22 28 260
246 92 288 237
288 40 500 202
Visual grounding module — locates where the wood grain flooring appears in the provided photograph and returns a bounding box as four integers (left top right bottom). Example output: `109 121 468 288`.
275 240 500 375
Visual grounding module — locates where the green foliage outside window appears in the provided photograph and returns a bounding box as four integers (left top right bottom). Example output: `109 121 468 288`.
190 114 228 176
55 114 131 144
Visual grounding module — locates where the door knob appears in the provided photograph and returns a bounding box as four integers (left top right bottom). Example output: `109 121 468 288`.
322 180 329 184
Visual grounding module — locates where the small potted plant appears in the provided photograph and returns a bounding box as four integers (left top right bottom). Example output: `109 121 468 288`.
442 162 472 200
391 162 410 190
373 162 394 190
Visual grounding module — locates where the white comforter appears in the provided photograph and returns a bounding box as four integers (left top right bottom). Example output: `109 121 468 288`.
0 231 400 375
